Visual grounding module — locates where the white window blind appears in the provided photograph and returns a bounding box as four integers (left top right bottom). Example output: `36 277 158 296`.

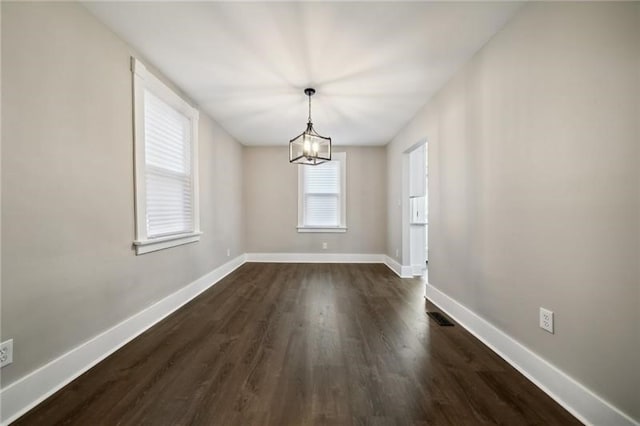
303 161 340 226
144 90 193 238
132 57 200 254
298 152 346 232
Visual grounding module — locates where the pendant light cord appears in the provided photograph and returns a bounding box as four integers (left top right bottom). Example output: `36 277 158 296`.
308 93 312 124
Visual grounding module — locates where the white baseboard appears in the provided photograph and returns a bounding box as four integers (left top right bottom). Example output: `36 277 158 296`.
425 283 639 426
245 252 384 263
240 252 416 280
383 255 413 278
411 264 425 276
0 254 247 426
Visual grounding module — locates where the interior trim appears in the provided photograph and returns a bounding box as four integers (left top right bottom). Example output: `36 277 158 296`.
245 252 384 263
383 255 413 278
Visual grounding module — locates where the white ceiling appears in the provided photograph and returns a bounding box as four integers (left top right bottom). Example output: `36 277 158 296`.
84 2 522 146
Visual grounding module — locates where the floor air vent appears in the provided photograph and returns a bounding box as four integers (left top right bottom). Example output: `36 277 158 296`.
427 312 455 326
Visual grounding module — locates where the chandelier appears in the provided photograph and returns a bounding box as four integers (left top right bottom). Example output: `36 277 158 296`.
289 88 332 165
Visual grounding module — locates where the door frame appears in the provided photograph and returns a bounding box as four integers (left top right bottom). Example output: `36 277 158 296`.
402 138 427 275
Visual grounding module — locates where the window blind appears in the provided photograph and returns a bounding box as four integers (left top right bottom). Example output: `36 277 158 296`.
303 160 340 226
144 90 193 238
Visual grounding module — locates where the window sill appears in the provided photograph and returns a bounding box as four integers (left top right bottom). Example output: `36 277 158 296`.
297 226 347 233
134 232 202 255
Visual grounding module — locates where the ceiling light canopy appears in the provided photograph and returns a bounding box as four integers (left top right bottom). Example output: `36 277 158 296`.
289 88 331 165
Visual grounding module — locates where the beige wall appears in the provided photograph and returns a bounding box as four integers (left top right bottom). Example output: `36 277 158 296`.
1 2 244 386
2 0 639 422
244 146 386 254
387 2 639 420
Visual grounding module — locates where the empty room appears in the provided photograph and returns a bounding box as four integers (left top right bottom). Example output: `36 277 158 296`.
1 1 638 425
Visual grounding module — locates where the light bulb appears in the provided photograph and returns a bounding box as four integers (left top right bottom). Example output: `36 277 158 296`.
303 137 310 156
312 141 319 154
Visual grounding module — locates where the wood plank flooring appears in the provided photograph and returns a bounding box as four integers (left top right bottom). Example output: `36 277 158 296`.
15 263 581 425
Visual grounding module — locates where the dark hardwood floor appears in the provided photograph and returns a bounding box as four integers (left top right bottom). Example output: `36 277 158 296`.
15 263 581 425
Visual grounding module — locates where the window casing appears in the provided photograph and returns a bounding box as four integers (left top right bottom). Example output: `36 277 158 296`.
297 152 347 233
132 58 200 254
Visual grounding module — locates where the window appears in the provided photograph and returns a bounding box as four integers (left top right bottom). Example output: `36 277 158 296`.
298 152 347 232
131 58 200 254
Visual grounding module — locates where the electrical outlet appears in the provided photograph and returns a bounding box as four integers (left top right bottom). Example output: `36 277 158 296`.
0 339 13 368
539 308 554 334
226 248 231 257
322 242 328 250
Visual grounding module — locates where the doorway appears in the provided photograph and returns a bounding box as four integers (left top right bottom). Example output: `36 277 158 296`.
403 140 428 276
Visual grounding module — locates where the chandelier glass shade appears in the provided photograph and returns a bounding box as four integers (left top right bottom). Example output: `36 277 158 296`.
289 88 332 165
